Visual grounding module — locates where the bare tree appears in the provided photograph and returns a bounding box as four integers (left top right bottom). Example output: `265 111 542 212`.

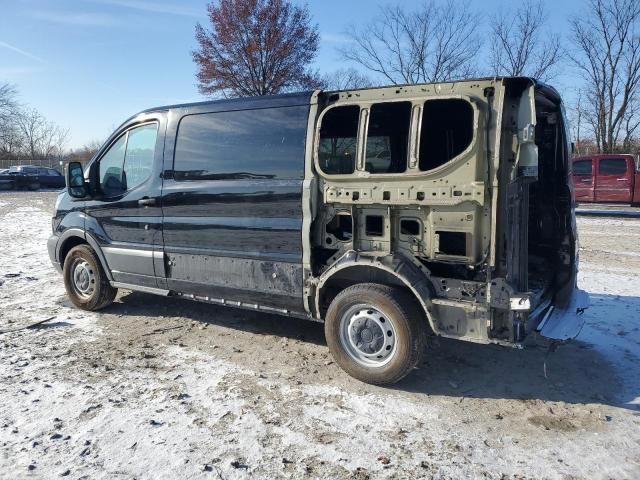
53 127 70 163
0 84 74 163
0 83 20 158
567 89 586 153
0 123 23 158
193 0 320 97
319 68 373 90
0 83 18 122
489 0 563 81
67 140 102 165
14 108 62 161
16 108 46 160
41 122 59 164
339 0 481 85
570 0 640 153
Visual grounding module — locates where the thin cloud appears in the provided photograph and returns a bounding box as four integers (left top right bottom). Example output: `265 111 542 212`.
92 0 201 17
0 65 43 78
0 41 45 63
31 11 119 27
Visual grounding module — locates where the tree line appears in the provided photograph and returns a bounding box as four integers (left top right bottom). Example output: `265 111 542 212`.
0 84 70 164
0 84 102 166
193 0 640 155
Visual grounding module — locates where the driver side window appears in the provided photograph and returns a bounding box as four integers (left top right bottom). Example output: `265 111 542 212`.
99 123 157 196
99 135 127 196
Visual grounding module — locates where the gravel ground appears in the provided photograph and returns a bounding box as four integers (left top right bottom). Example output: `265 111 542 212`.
0 191 639 480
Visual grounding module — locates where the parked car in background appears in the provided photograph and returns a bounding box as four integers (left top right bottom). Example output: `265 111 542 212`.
572 154 640 206
0 169 14 189
0 165 66 190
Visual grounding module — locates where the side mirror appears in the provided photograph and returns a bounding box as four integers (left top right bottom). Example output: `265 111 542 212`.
66 162 88 198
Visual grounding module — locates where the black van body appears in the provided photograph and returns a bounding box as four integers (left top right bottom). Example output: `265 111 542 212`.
49 92 312 315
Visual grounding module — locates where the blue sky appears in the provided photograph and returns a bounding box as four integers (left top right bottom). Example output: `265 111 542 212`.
1 0 579 149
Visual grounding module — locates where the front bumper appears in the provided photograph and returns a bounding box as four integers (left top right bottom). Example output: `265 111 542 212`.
47 234 62 273
536 288 589 341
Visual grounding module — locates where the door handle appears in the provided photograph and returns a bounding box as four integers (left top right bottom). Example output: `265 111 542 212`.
138 197 156 207
616 178 628 181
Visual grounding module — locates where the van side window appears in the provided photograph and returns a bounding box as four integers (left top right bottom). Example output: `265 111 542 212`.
99 135 127 195
123 123 157 190
419 99 473 171
573 159 592 175
365 102 411 174
99 123 158 196
173 106 307 180
599 158 627 175
318 105 359 175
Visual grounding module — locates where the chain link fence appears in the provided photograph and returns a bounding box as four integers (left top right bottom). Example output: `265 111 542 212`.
0 159 67 170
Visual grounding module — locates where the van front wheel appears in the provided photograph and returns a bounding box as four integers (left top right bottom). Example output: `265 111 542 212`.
324 283 425 385
63 244 117 311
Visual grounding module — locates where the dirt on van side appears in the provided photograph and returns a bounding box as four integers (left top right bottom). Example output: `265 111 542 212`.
0 191 639 480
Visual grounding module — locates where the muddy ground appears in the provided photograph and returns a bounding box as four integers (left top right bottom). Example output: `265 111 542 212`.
0 191 639 479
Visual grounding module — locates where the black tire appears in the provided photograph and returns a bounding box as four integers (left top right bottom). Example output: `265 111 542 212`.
63 244 117 311
324 283 426 385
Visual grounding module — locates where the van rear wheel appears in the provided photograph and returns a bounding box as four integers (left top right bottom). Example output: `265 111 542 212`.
324 283 425 385
63 244 117 311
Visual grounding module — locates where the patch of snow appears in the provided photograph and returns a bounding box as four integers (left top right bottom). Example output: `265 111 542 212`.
0 199 101 336
578 270 640 407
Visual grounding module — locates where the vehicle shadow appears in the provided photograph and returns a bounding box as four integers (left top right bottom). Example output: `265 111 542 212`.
108 291 328 346
401 291 639 411
108 291 638 411
399 336 632 410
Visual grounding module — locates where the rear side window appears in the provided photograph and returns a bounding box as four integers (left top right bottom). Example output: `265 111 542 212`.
599 158 627 175
318 105 359 175
573 159 592 175
419 99 473 171
365 102 411 174
173 106 308 180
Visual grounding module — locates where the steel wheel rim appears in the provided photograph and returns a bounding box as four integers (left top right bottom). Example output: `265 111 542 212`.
71 259 95 299
338 304 397 367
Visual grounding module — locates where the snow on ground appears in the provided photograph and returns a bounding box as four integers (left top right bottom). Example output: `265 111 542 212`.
1 191 639 479
576 217 640 409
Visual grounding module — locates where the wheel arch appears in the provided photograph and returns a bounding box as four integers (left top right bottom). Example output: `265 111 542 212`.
314 251 436 333
57 230 113 282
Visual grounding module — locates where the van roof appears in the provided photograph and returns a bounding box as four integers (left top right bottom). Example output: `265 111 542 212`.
140 90 315 114
140 76 554 114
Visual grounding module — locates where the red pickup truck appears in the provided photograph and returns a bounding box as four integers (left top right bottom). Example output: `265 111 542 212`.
572 154 640 206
